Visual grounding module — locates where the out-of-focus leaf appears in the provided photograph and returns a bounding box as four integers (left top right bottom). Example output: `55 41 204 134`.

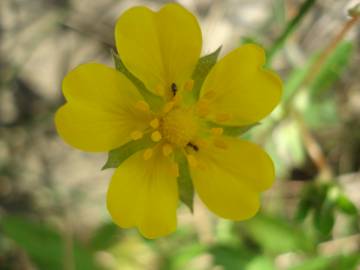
295 196 312 222
289 254 360 270
245 256 275 270
176 153 195 212
192 47 221 100
111 50 163 110
302 98 338 128
313 199 335 235
102 136 154 169
209 245 251 270
163 243 206 270
90 222 119 251
1 216 99 270
309 41 353 99
242 214 314 253
336 194 358 215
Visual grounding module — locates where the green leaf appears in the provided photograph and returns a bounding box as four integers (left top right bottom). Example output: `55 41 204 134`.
176 153 195 212
192 47 221 100
102 136 154 169
242 214 314 253
313 198 335 235
1 216 99 270
336 194 358 215
295 196 312 222
111 49 163 110
309 41 353 99
90 222 119 251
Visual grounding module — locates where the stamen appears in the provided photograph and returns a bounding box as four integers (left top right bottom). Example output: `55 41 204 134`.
203 90 216 100
187 154 198 168
163 101 175 113
135 100 150 112
151 131 162 142
143 148 153 160
162 144 173 156
184 80 194 91
170 163 179 177
216 112 232 122
196 100 210 117
130 130 143 140
213 138 228 150
211 127 224 136
150 118 160 129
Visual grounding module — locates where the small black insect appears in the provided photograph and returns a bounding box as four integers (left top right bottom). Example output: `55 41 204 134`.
171 83 177 96
187 142 199 152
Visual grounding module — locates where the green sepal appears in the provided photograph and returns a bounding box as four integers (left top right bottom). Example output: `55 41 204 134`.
111 49 163 111
102 136 154 170
192 46 222 100
207 122 260 137
175 152 195 213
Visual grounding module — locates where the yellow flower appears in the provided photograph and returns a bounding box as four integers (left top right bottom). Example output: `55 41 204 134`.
55 3 282 239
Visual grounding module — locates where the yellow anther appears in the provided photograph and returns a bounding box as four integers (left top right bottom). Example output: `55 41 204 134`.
162 144 173 156
211 127 224 136
170 163 179 177
130 130 143 140
151 131 162 142
196 100 210 117
184 79 194 91
135 100 150 112
213 138 228 150
150 118 160 129
155 84 164 95
143 148 153 160
163 101 175 113
216 112 232 122
187 154 198 168
203 90 216 99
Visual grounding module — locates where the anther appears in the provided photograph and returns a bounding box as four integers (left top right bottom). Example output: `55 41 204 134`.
211 127 224 136
213 139 228 150
162 144 173 156
184 80 194 91
150 118 160 129
196 100 210 117
187 154 198 168
151 131 162 142
163 101 175 113
171 83 177 96
216 113 232 123
135 100 150 112
143 148 153 160
203 90 216 100
130 130 143 140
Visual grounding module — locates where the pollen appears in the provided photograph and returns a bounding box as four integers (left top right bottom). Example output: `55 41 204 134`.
143 148 153 160
211 127 224 136
162 144 173 156
151 131 162 142
215 112 232 122
130 130 143 140
187 154 198 168
163 101 175 113
196 100 210 117
213 138 228 150
150 118 160 129
161 108 198 147
203 90 216 100
135 100 150 112
184 80 194 91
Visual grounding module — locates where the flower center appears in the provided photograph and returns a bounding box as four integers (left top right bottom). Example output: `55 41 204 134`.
161 108 198 147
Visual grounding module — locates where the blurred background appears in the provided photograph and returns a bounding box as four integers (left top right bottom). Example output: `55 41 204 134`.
1 0 360 269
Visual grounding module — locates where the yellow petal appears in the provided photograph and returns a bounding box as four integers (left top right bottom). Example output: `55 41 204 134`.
199 44 282 126
55 63 149 152
115 3 202 97
107 149 178 239
190 137 275 220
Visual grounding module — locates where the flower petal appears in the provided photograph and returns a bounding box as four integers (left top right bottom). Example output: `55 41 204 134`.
190 137 275 220
199 44 282 126
55 63 149 152
115 3 202 97
107 149 178 239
